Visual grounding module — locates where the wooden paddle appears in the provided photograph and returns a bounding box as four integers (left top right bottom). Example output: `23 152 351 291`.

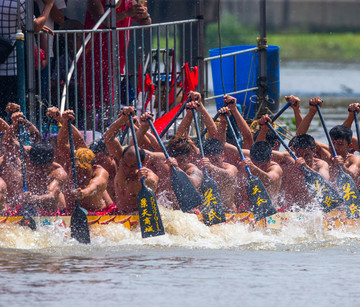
271 101 291 122
147 118 202 212
68 119 91 244
224 113 277 220
191 108 226 226
266 122 342 212
119 125 129 145
128 113 165 238
316 105 360 218
18 123 37 230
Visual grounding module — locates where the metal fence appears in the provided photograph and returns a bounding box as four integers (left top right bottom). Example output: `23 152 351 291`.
30 17 201 143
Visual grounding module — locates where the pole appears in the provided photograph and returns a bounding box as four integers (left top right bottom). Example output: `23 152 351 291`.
16 30 26 113
256 0 268 118
26 0 35 121
197 0 205 99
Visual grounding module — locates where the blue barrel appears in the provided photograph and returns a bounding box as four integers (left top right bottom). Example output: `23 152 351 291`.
209 45 280 119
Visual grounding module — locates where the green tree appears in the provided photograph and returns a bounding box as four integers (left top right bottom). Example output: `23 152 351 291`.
205 13 258 54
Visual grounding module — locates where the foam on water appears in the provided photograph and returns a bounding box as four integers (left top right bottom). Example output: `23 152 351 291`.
0 206 359 252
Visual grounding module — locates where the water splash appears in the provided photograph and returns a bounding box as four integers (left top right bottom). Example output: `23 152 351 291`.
0 207 359 251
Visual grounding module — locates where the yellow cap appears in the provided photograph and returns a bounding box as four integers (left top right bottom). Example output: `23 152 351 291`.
74 148 95 170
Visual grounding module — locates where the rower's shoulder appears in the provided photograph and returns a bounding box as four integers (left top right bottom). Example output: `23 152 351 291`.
51 162 68 179
347 153 360 162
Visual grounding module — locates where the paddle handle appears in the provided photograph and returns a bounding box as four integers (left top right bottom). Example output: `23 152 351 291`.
315 104 337 157
119 125 129 145
201 113 220 139
200 98 236 139
128 113 146 186
192 108 212 177
266 122 298 161
158 97 191 138
68 119 79 189
354 111 360 144
148 119 169 159
18 123 27 192
192 108 205 158
224 113 252 177
271 101 291 122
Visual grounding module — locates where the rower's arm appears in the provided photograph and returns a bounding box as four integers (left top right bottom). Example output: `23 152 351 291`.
134 113 162 151
341 156 360 181
78 167 108 199
351 136 359 152
32 168 67 210
227 98 253 149
0 118 9 133
104 113 128 161
296 97 321 135
2 112 25 156
270 150 291 165
57 113 72 162
247 161 283 186
144 130 162 152
316 160 330 182
343 103 360 128
256 124 268 142
198 103 217 139
70 124 87 149
214 113 227 144
315 141 332 164
22 118 41 143
223 142 240 162
186 166 203 188
176 108 193 138
143 167 159 192
285 95 303 129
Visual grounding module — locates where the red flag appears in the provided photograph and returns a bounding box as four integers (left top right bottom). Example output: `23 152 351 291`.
144 74 155 110
191 66 198 87
153 102 183 135
138 63 155 112
182 63 198 102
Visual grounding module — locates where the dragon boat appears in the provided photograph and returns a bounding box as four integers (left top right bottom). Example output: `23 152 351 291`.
1 211 359 233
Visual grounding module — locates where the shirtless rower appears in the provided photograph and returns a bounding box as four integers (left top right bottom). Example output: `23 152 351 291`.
254 95 303 151
297 97 360 190
134 112 203 210
199 137 238 213
342 103 360 152
1 103 42 212
103 106 159 214
2 112 67 214
215 107 282 211
89 139 117 201
237 141 283 209
259 114 331 210
58 110 112 214
0 111 10 214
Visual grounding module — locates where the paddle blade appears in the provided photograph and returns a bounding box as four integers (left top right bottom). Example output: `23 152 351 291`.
171 168 202 212
137 184 165 238
199 173 226 226
303 168 342 212
245 175 277 221
336 168 360 219
70 201 91 244
19 205 37 230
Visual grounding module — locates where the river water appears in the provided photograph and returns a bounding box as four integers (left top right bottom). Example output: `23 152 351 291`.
2 61 360 307
1 209 360 307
